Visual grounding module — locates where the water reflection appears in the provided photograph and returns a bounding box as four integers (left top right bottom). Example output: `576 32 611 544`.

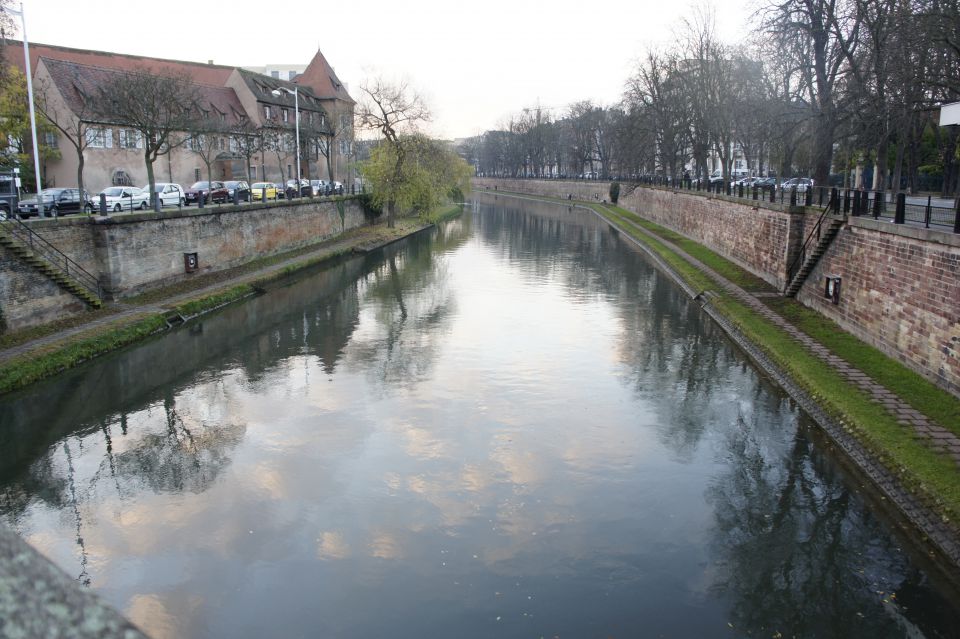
0 195 957 638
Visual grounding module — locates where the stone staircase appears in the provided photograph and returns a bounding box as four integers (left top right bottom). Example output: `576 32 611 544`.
784 217 845 298
0 230 102 309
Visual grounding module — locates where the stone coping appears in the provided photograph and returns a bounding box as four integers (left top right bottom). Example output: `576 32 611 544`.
0 524 147 638
849 215 960 247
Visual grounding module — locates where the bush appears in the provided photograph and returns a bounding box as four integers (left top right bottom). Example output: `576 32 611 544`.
609 181 621 204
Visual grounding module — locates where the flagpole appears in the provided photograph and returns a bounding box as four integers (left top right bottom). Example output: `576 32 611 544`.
11 2 45 216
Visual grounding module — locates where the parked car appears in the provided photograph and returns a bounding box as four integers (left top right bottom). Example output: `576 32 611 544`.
250 182 278 201
708 170 724 185
781 177 814 193
142 182 185 208
18 188 91 217
273 183 286 199
0 172 17 218
735 176 758 188
285 179 311 198
332 181 344 195
223 180 250 202
94 186 151 212
755 177 777 191
310 179 328 196
185 181 228 205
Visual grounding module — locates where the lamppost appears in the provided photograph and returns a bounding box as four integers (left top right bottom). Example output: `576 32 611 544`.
8 2 45 216
272 87 300 194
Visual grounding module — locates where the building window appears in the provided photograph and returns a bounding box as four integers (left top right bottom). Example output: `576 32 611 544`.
229 137 238 153
249 166 257 180
264 105 272 119
118 129 143 149
43 132 58 148
287 163 292 177
271 71 279 79
194 168 201 181
282 108 289 123
85 127 113 149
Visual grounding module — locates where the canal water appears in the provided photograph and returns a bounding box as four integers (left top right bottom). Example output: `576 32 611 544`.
1 194 958 638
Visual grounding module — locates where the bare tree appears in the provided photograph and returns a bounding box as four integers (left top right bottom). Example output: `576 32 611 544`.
356 78 430 227
187 117 227 190
316 100 353 184
94 69 200 206
36 70 105 205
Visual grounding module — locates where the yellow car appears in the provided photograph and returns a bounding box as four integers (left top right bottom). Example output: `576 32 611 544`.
250 182 278 201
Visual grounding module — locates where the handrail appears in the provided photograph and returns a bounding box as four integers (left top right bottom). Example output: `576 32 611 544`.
784 195 836 290
0 216 101 299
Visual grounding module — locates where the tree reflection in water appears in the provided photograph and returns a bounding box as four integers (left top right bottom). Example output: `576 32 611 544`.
706 408 958 637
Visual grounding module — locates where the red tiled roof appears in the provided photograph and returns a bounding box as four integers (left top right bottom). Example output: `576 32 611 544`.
40 57 247 126
296 49 354 104
4 40 235 86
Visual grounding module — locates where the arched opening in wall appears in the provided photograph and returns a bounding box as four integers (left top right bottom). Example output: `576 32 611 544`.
111 169 134 186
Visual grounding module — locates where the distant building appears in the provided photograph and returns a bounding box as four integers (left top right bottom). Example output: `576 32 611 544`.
241 64 307 82
2 40 354 191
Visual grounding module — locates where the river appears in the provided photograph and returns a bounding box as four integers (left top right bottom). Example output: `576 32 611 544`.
1 193 958 637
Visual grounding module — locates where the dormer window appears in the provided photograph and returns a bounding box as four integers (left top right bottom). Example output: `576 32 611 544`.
282 108 289 123
264 105 272 119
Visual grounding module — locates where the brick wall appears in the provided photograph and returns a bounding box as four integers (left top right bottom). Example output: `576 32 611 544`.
798 218 960 396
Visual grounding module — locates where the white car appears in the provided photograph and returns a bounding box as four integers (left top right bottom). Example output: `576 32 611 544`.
96 186 151 212
142 183 185 207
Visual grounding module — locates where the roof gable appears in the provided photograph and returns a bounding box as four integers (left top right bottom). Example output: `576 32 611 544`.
296 49 354 104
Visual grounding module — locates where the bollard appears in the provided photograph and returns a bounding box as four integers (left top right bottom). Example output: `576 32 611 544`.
199 192 205 209
790 188 797 207
843 189 851 214
805 187 813 206
954 197 960 234
769 185 776 203
99 193 108 216
894 192 906 224
233 189 240 206
830 187 839 214
753 185 758 201
262 187 267 203
873 191 882 219
726 181 732 196
738 183 743 198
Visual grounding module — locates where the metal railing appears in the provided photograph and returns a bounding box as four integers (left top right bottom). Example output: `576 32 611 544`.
785 190 839 288
0 215 102 299
538 174 960 234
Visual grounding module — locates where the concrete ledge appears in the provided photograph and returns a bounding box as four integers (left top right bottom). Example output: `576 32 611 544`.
0 524 146 638
849 215 960 247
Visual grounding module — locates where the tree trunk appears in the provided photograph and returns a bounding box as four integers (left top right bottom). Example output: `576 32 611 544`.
145 150 156 208
76 153 85 213
873 137 888 191
387 199 395 229
890 138 904 194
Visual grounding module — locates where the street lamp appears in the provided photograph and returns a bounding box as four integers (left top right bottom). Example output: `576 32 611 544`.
8 2 45 216
271 87 300 195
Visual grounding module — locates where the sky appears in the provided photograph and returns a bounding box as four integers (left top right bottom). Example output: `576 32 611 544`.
15 0 753 139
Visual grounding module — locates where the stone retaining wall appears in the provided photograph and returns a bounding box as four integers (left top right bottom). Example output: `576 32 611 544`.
0 198 367 331
798 218 960 396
